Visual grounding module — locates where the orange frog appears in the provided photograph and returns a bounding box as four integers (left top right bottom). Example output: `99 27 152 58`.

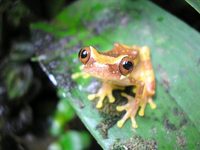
72 43 156 128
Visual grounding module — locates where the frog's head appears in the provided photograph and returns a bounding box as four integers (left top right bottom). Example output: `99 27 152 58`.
78 46 137 83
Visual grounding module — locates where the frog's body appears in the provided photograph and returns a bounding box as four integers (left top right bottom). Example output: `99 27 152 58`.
76 43 156 128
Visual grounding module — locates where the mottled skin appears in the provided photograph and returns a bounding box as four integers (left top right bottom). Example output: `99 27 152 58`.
75 43 156 128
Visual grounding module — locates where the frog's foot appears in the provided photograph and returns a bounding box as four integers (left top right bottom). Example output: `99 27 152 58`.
116 93 139 128
88 83 124 109
138 97 156 117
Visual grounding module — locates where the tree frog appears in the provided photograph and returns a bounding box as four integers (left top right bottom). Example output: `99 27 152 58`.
75 43 156 128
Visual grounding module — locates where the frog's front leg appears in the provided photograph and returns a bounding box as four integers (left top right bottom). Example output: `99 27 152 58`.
88 82 124 109
116 81 144 128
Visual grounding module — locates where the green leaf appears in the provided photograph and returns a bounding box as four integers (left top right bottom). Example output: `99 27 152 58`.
185 0 200 13
32 0 200 149
50 96 75 136
48 131 91 150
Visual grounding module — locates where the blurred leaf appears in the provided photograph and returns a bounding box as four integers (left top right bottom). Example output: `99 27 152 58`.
0 0 11 13
49 131 91 150
23 0 68 18
3 64 33 100
44 0 66 18
32 0 200 149
10 42 34 61
7 0 30 26
185 0 200 13
51 92 75 136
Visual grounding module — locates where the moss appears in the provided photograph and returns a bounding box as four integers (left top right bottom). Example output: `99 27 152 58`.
111 136 157 150
176 135 186 149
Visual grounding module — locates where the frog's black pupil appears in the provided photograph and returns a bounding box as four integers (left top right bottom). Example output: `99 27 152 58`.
123 61 133 70
81 50 87 58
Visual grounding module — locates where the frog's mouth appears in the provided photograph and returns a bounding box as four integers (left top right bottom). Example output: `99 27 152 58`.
83 64 120 81
85 67 132 87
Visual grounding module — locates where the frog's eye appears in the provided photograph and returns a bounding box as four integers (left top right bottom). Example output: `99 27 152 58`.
119 56 134 75
78 48 90 64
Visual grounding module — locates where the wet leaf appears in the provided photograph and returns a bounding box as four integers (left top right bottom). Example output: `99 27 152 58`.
32 0 200 149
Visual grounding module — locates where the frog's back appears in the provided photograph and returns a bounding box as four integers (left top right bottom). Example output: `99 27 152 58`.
102 43 139 59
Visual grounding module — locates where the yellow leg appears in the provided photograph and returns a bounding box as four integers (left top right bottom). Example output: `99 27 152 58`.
88 82 124 109
116 93 139 128
138 102 147 117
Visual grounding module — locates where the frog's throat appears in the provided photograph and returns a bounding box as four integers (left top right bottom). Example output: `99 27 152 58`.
90 46 127 65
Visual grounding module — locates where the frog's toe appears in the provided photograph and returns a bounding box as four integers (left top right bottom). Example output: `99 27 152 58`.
71 72 82 79
116 105 127 112
88 94 96 101
108 94 115 103
132 87 137 93
96 101 103 108
121 92 132 100
82 73 90 79
117 111 131 128
71 72 90 79
117 114 138 128
131 116 138 128
117 120 125 128
88 93 105 108
138 103 146 116
148 98 157 109
96 95 105 109
150 103 157 109
138 109 144 116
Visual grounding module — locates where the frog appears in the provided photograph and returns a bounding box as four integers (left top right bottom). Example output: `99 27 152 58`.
74 43 156 128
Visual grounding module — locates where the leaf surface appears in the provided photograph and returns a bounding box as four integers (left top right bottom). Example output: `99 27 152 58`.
185 0 200 13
